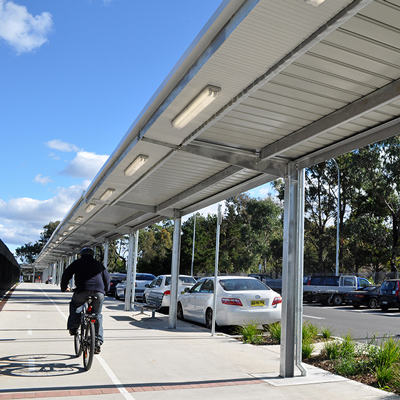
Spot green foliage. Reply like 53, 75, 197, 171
320, 326, 334, 339
302, 322, 319, 342
375, 365, 398, 388
322, 341, 340, 360
16, 221, 60, 263
369, 337, 400, 370
236, 323, 264, 344
302, 341, 314, 360
265, 322, 281, 343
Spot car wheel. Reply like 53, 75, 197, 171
177, 302, 184, 320
368, 298, 378, 309
332, 294, 343, 306
205, 308, 213, 329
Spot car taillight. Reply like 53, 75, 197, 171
164, 290, 171, 296
135, 282, 137, 287
221, 298, 243, 306
272, 297, 282, 306
396, 282, 400, 297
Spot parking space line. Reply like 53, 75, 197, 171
303, 315, 325, 320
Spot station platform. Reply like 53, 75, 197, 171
0, 283, 398, 399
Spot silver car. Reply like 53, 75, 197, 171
115, 273, 156, 301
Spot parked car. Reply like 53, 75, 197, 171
303, 275, 371, 305
107, 273, 127, 297
379, 279, 400, 311
344, 285, 380, 309
143, 275, 197, 308
115, 273, 156, 301
177, 276, 282, 328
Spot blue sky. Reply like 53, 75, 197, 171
0, 0, 272, 256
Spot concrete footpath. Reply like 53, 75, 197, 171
0, 283, 398, 400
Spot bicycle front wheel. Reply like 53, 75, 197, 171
74, 325, 83, 357
83, 321, 95, 371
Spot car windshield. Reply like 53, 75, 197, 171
165, 276, 196, 285
219, 278, 269, 291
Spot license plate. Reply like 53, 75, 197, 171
251, 300, 265, 307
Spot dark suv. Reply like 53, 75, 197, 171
107, 273, 127, 297
379, 279, 400, 311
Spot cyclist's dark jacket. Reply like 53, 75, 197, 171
61, 254, 110, 294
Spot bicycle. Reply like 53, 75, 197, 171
74, 296, 99, 371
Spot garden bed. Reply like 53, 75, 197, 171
236, 322, 400, 396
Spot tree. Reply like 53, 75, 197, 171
137, 221, 174, 275
352, 137, 400, 273
15, 221, 60, 263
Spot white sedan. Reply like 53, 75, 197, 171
177, 276, 282, 328
143, 275, 197, 308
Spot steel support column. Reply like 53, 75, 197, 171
124, 230, 135, 311
280, 163, 306, 377
104, 239, 109, 270
169, 211, 182, 329
131, 231, 139, 306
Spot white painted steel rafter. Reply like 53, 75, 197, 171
261, 78, 400, 161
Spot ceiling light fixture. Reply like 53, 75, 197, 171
85, 203, 96, 213
303, 0, 325, 6
171, 85, 221, 129
100, 188, 115, 201
68, 225, 75, 231
124, 154, 149, 176
75, 216, 83, 223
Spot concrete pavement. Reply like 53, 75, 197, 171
0, 283, 398, 400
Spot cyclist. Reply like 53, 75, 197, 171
61, 247, 110, 354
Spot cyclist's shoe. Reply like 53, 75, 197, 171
69, 328, 77, 336
95, 345, 101, 354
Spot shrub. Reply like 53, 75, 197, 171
302, 322, 318, 342
236, 323, 263, 344
320, 326, 334, 339
369, 337, 400, 370
375, 365, 397, 388
302, 340, 315, 359
265, 322, 281, 343
322, 340, 341, 360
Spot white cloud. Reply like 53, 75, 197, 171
34, 174, 52, 185
0, 181, 90, 251
0, 0, 53, 54
62, 151, 109, 179
46, 139, 80, 153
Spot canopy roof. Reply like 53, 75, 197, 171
37, 0, 400, 265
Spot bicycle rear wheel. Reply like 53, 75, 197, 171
74, 324, 83, 357
83, 320, 95, 371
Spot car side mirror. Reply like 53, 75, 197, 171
145, 284, 149, 287
184, 287, 190, 293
